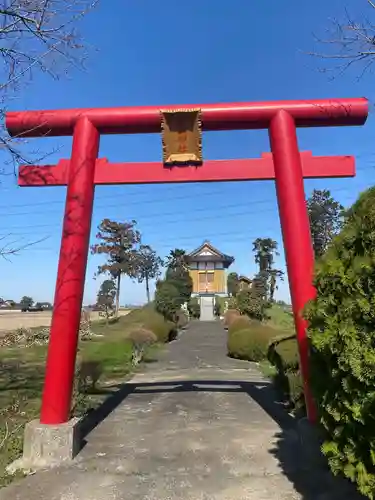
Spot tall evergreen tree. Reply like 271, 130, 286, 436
165, 248, 192, 305
91, 219, 141, 316
252, 238, 279, 272
227, 272, 240, 297
136, 245, 164, 303
252, 238, 283, 301
96, 279, 116, 324
307, 189, 344, 258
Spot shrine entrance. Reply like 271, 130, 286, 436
6, 98, 368, 426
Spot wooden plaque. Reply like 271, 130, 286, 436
160, 109, 202, 166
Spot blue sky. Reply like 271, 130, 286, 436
0, 0, 374, 305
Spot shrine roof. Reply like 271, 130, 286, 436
239, 275, 252, 284
186, 241, 234, 267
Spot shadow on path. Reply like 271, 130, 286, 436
79, 378, 364, 500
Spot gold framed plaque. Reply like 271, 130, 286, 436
160, 108, 203, 166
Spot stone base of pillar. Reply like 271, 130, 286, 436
6, 418, 81, 474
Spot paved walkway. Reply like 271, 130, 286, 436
0, 322, 363, 499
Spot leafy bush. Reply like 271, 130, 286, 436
124, 304, 176, 343
227, 322, 278, 362
214, 295, 222, 317
228, 315, 252, 335
304, 186, 375, 499
227, 296, 238, 309
188, 297, 200, 319
176, 310, 189, 329
223, 309, 241, 328
236, 288, 270, 321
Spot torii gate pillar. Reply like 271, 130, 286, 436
6, 98, 368, 426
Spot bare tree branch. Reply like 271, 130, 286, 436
0, 233, 50, 259
307, 1, 375, 80
0, 0, 98, 168
0, 1, 98, 257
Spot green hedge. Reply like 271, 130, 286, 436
227, 322, 279, 362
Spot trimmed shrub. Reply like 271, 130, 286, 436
77, 360, 103, 391
228, 315, 252, 335
267, 334, 303, 409
128, 327, 157, 365
142, 313, 176, 343
176, 310, 189, 329
214, 296, 222, 317
188, 297, 200, 319
304, 187, 375, 499
268, 334, 300, 372
125, 305, 176, 344
223, 308, 241, 328
227, 322, 278, 362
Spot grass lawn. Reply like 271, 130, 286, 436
0, 312, 162, 488
259, 304, 295, 379
266, 304, 294, 332
258, 359, 278, 378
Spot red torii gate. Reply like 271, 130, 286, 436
6, 98, 368, 427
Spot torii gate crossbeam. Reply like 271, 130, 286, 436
6, 98, 368, 427
19, 152, 355, 186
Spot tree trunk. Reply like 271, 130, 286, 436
145, 273, 150, 303
115, 273, 121, 317
269, 274, 277, 302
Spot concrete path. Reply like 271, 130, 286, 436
199, 296, 215, 321
0, 322, 363, 499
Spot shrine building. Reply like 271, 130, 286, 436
239, 275, 252, 291
186, 241, 234, 296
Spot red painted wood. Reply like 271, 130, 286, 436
269, 111, 318, 422
40, 118, 100, 425
6, 98, 368, 137
18, 152, 355, 186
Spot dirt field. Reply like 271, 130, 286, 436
0, 309, 132, 332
